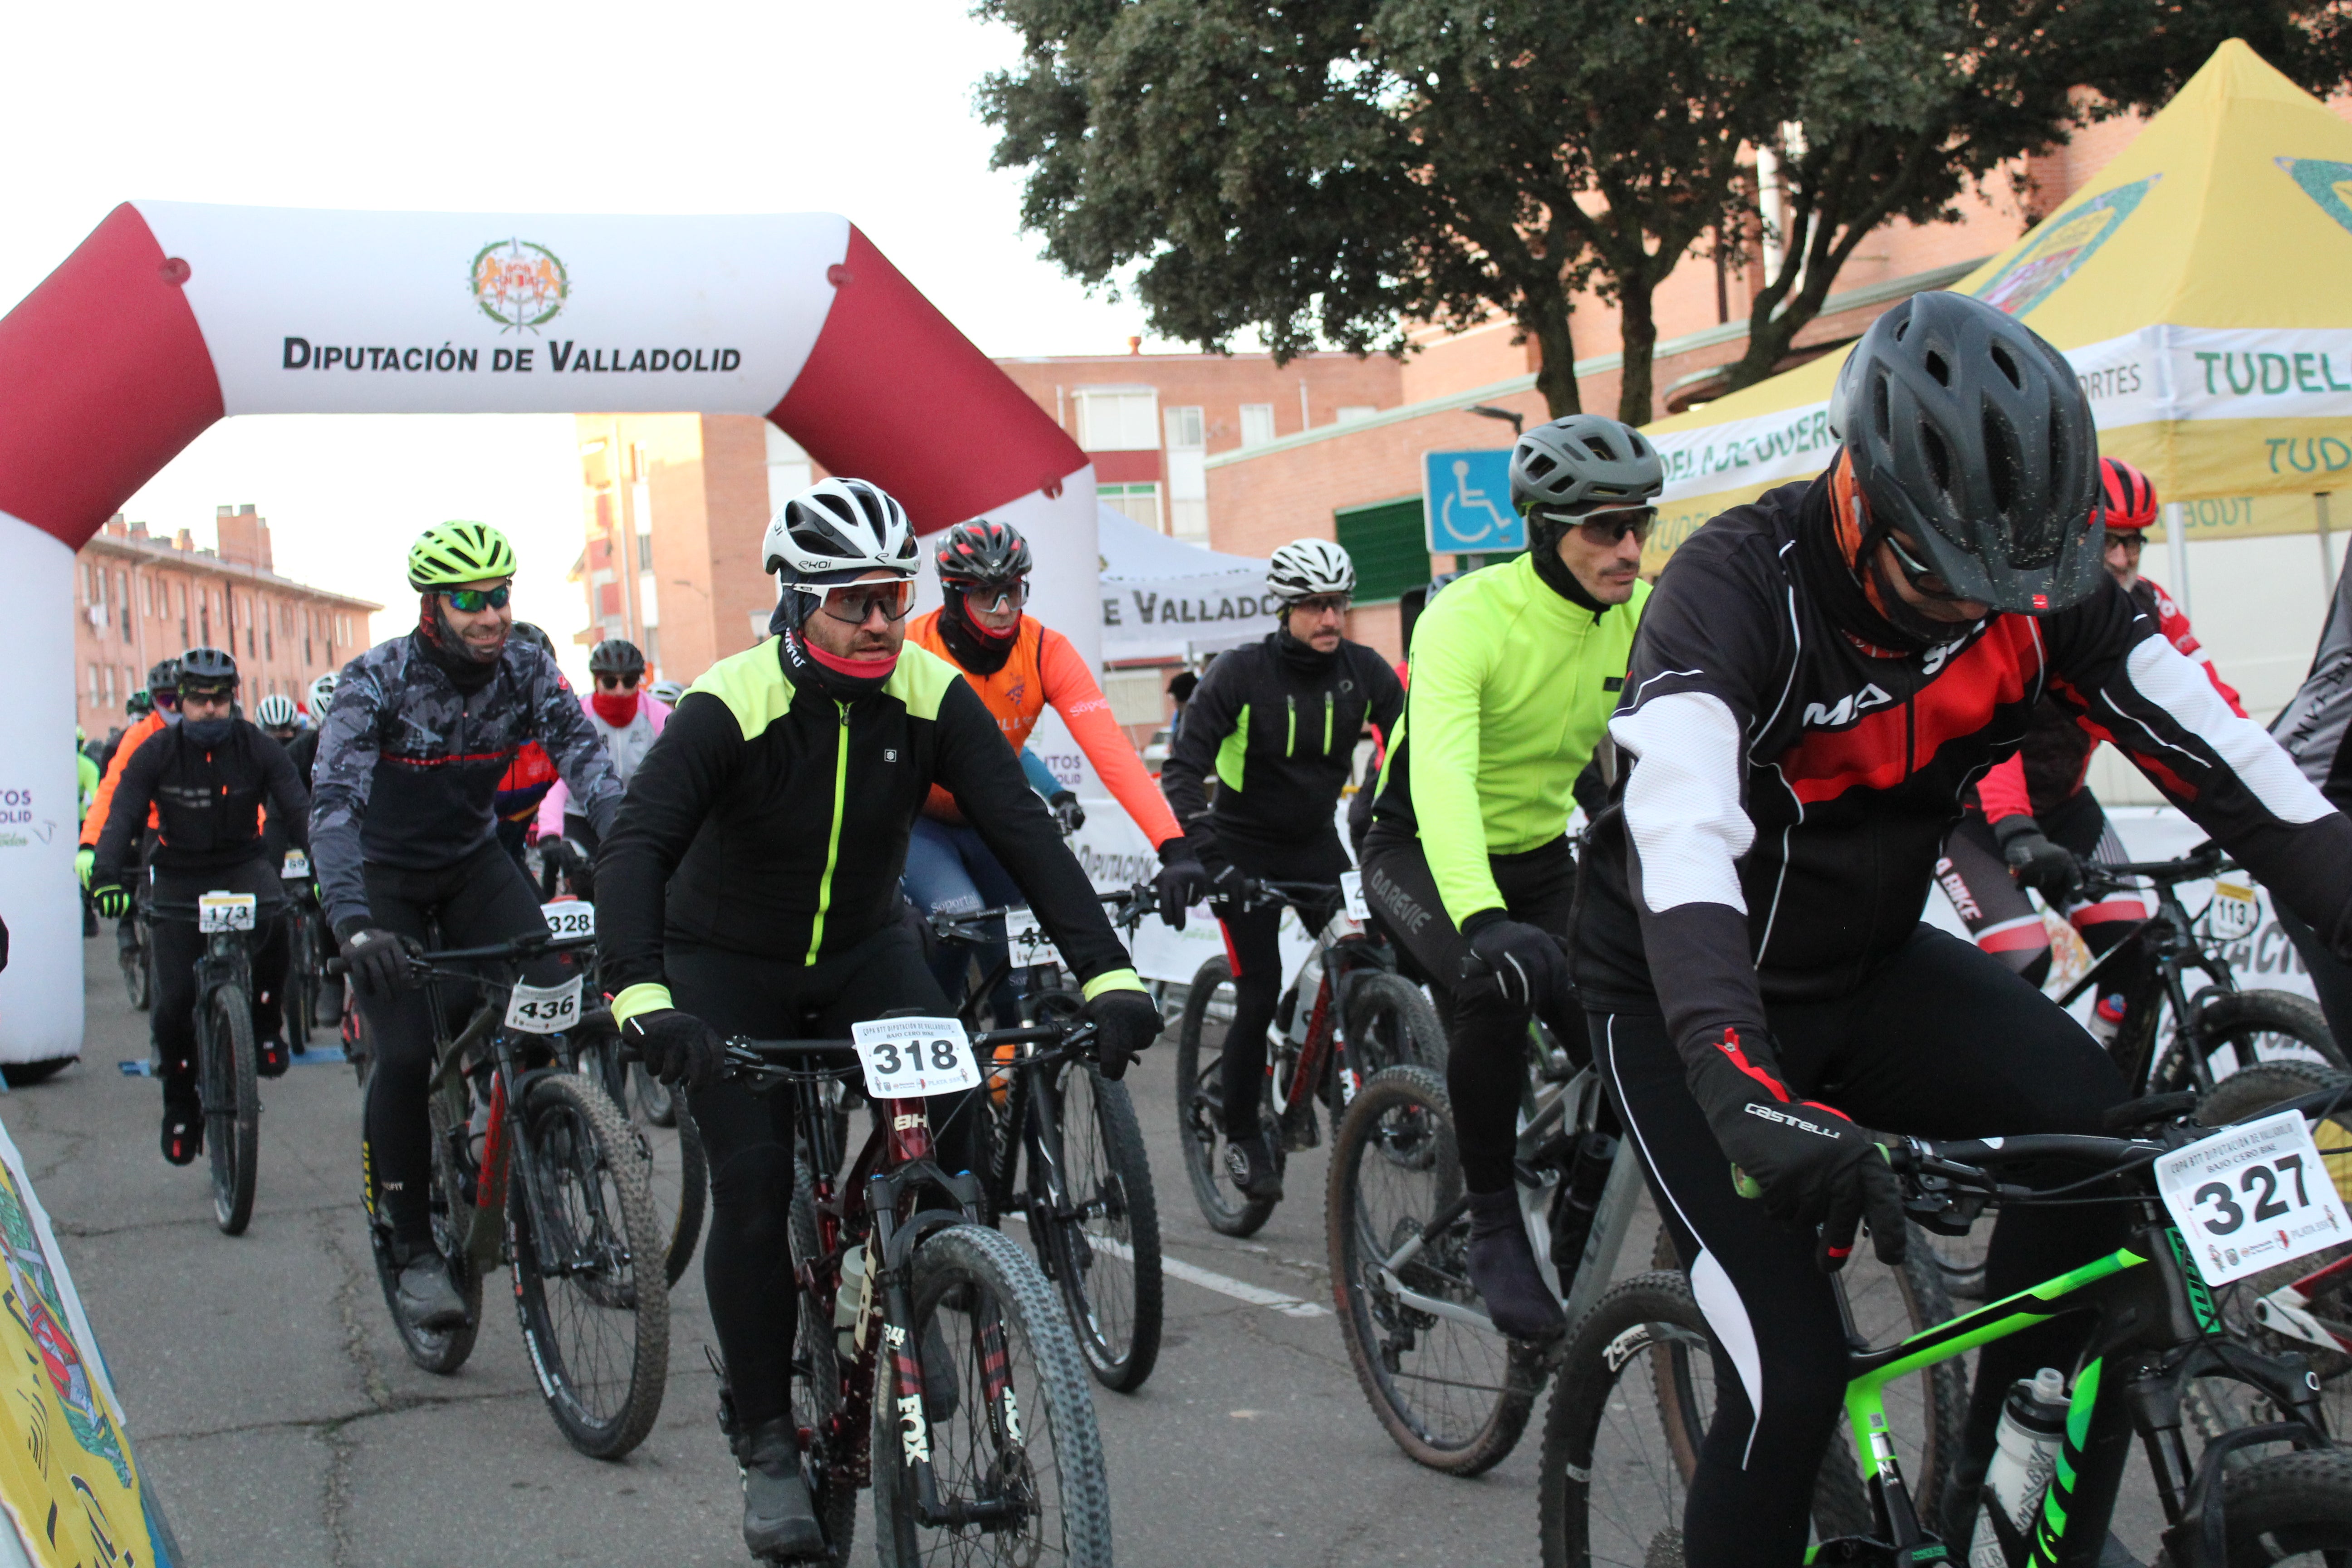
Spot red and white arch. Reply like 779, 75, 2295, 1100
0, 202, 1095, 1059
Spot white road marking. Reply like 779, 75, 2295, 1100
1002, 1214, 1328, 1317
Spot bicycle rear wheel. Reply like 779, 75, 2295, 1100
507, 1072, 669, 1458
1036, 1060, 1163, 1392
1539, 1272, 1872, 1568
1327, 1063, 1542, 1474
788, 1147, 858, 1565
1175, 957, 1280, 1236
203, 984, 260, 1235
1341, 970, 1448, 1078
870, 1224, 1111, 1568
582, 1035, 708, 1288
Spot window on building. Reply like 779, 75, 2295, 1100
101, 665, 115, 708
1100, 483, 1162, 533
643, 627, 662, 676
766, 424, 814, 517
1074, 388, 1160, 451
638, 534, 654, 571
88, 664, 100, 706
1164, 406, 1205, 450
1333, 496, 1435, 603
1239, 404, 1277, 447
1337, 406, 1377, 425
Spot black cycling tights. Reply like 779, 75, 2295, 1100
1360, 826, 1575, 1193
1596, 926, 2128, 1568
673, 927, 979, 1431
358, 840, 573, 1252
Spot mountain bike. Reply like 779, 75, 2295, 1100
1938, 843, 2342, 1300
277, 849, 321, 1051
723, 1014, 1112, 1567
151, 892, 273, 1235
937, 882, 1165, 1392
1179, 874, 1446, 1236
1327, 1032, 1960, 1482
1542, 1083, 2352, 1568
335, 926, 670, 1459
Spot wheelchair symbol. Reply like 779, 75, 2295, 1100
1439, 459, 1513, 545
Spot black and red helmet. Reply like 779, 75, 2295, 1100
2099, 456, 2158, 533
934, 519, 1032, 584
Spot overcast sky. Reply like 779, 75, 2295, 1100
3, 0, 1176, 679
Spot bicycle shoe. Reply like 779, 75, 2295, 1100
160, 1091, 202, 1166
394, 1252, 469, 1333
1466, 1187, 1565, 1340
256, 1033, 290, 1078
738, 1416, 826, 1560
1223, 1132, 1284, 1201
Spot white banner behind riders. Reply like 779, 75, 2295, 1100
132, 202, 850, 416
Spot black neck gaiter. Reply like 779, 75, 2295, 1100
1792, 476, 1956, 656
1276, 623, 1338, 679
1529, 531, 1608, 616
415, 596, 502, 694
938, 589, 1018, 676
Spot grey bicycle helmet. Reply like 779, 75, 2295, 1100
147, 657, 181, 696
1509, 415, 1664, 520
1828, 290, 2103, 613
177, 647, 238, 695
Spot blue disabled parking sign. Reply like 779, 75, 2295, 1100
1422, 449, 1524, 554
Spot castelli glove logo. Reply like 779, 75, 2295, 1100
1744, 1102, 1842, 1139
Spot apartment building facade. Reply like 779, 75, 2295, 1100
74, 506, 380, 740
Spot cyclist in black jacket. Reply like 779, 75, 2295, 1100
1578, 292, 2352, 1568
597, 479, 1163, 1562
1159, 538, 1402, 1200
90, 648, 308, 1162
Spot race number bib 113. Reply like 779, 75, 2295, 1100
851, 1016, 981, 1099
2156, 1108, 2352, 1286
542, 901, 596, 940
1340, 870, 1369, 923
2206, 881, 2260, 942
504, 976, 585, 1035
1002, 907, 1062, 971
198, 892, 258, 932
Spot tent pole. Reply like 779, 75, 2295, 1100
2163, 501, 2190, 615
2320, 492, 2336, 600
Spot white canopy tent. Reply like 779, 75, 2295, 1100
1095, 504, 1279, 663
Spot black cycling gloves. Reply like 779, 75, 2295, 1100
1994, 815, 2083, 904
1154, 839, 1210, 933
624, 1008, 727, 1091
1687, 1025, 1906, 1273
1048, 792, 1086, 835
334, 920, 412, 999
1459, 912, 1572, 1019
1082, 989, 1163, 1080
91, 884, 132, 920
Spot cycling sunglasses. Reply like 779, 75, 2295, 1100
814, 578, 917, 626
1881, 531, 1970, 602
1539, 505, 1657, 546
595, 672, 641, 691
2105, 530, 2146, 554
152, 690, 179, 710
1288, 593, 1352, 618
955, 578, 1030, 615
441, 584, 511, 613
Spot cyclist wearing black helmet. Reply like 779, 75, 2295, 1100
89, 648, 310, 1157
1359, 412, 1658, 1338
1577, 291, 2352, 1568
597, 479, 1162, 1560
313, 522, 626, 1338
80, 657, 185, 964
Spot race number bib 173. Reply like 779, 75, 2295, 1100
851, 1016, 982, 1100
504, 976, 585, 1035
198, 892, 258, 932
2156, 1108, 2352, 1286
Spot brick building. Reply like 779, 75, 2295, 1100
73, 506, 380, 741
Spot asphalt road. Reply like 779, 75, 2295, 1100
23, 939, 1613, 1568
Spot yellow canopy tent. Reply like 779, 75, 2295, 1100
1642, 38, 2352, 569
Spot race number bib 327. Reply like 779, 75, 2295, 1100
851, 1017, 982, 1099
2156, 1108, 2352, 1286
504, 976, 585, 1035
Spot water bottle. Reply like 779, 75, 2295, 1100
834, 1243, 871, 1360
2085, 991, 2128, 1047
1969, 1368, 2070, 1568
1547, 1132, 1619, 1291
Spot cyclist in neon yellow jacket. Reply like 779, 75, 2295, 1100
1362, 412, 1660, 1340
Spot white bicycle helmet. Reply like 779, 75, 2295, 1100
764, 478, 919, 583
255, 693, 299, 728
649, 680, 685, 706
306, 673, 338, 716
1267, 538, 1357, 603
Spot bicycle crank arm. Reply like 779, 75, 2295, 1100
1377, 1266, 1492, 1332
2252, 1287, 2352, 1356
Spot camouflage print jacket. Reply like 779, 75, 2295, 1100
310, 633, 625, 931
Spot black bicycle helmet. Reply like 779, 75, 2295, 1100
1509, 415, 1665, 520
126, 689, 153, 718
177, 646, 239, 696
147, 657, 181, 696
1829, 290, 2103, 613
588, 638, 646, 678
934, 518, 1032, 584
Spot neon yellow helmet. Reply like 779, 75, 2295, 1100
407, 521, 517, 591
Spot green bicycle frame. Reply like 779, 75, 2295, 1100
1831, 1224, 2328, 1568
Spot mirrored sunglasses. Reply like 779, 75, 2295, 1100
443, 584, 511, 612
815, 579, 916, 626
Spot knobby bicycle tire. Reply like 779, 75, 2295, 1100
2152, 1449, 2352, 1568
1328, 1063, 1542, 1474
869, 1224, 1112, 1568
204, 983, 260, 1236
1039, 1061, 1164, 1392
1176, 956, 1279, 1237
2181, 990, 2346, 1082
507, 1072, 669, 1459
583, 1034, 708, 1289
1539, 1271, 1874, 1568
1340, 970, 1449, 1078
788, 1147, 859, 1567
367, 1055, 483, 1375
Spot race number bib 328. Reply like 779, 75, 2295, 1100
541, 901, 595, 940
851, 1016, 981, 1099
2156, 1108, 2352, 1286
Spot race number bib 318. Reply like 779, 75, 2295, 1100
2156, 1108, 2352, 1286
851, 1017, 981, 1099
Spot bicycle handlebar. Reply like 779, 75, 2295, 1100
323, 928, 595, 976
721, 1018, 1102, 1083
925, 881, 1161, 941
2073, 840, 2235, 894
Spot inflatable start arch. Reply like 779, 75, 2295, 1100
0, 203, 1097, 1060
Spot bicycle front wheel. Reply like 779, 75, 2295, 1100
507, 1071, 669, 1459
583, 1035, 708, 1289
1341, 970, 1448, 1078
121, 918, 151, 1011
2153, 1450, 2352, 1567
1327, 1063, 1541, 1474
789, 1147, 858, 1566
282, 911, 313, 1051
1175, 956, 1279, 1236
203, 984, 260, 1235
1038, 1060, 1163, 1392
870, 1224, 1111, 1568
2183, 989, 2346, 1082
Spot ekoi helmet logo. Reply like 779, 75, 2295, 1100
470, 238, 569, 332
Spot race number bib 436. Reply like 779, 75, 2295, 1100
851, 1017, 981, 1099
2156, 1108, 2352, 1286
504, 976, 585, 1035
